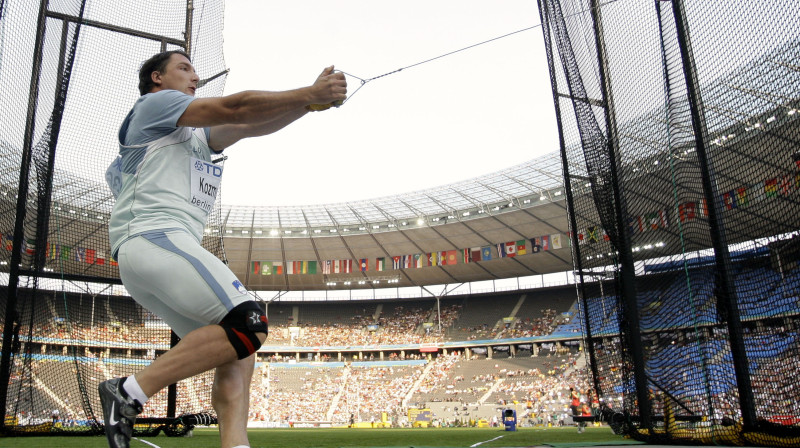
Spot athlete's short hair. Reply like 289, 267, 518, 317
138, 50, 191, 96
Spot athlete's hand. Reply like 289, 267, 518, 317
309, 66, 347, 106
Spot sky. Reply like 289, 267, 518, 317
218, 0, 559, 206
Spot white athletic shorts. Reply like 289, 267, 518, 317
117, 229, 251, 338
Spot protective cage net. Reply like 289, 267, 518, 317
538, 0, 800, 445
0, 0, 227, 435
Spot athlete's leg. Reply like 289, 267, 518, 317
133, 325, 265, 397
116, 231, 266, 395
212, 355, 256, 448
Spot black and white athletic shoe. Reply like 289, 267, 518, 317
98, 378, 143, 448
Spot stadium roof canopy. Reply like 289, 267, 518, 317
219, 150, 579, 291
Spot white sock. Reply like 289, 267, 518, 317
122, 375, 149, 405
231, 446, 249, 448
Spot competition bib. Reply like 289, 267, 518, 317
189, 156, 223, 214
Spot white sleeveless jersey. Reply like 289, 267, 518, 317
108, 126, 222, 257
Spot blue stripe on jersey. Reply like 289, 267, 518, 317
141, 231, 234, 311
120, 145, 147, 174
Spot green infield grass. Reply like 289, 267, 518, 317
0, 426, 634, 448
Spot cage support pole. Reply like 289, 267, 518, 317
536, 0, 603, 397
670, 0, 756, 429
587, 0, 653, 429
0, 0, 49, 429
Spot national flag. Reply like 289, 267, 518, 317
646, 210, 668, 230
414, 253, 424, 268
516, 240, 527, 255
602, 228, 610, 242
376, 257, 385, 271
286, 262, 295, 275
392, 256, 402, 270
736, 187, 748, 207
678, 202, 696, 223
576, 229, 587, 245
110, 256, 118, 267
627, 216, 644, 234
586, 227, 599, 243
463, 248, 471, 263
273, 262, 284, 275
360, 258, 368, 272
74, 247, 86, 263
24, 238, 35, 255
262, 261, 273, 275
496, 243, 507, 258
723, 191, 736, 210
86, 248, 96, 265
403, 255, 413, 269
780, 174, 794, 196
323, 260, 331, 275
481, 246, 492, 261
333, 260, 341, 274
307, 261, 318, 274
470, 247, 482, 262
532, 237, 541, 253
342, 259, 352, 273
505, 242, 516, 257
749, 181, 766, 202
251, 261, 261, 275
96, 250, 106, 266
44, 242, 55, 259
765, 178, 778, 197
428, 252, 438, 266
541, 235, 550, 251
446, 250, 458, 265
60, 246, 71, 260
551, 234, 563, 249
699, 199, 709, 217
2, 234, 11, 251
44, 243, 55, 258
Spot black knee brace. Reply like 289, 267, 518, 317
218, 301, 268, 359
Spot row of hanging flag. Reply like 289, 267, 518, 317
0, 237, 117, 266
247, 236, 568, 276
573, 166, 800, 243
2, 154, 797, 271
247, 157, 800, 275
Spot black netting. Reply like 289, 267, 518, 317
0, 0, 227, 435
539, 0, 800, 445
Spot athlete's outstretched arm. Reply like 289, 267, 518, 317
208, 107, 308, 151
184, 66, 345, 150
